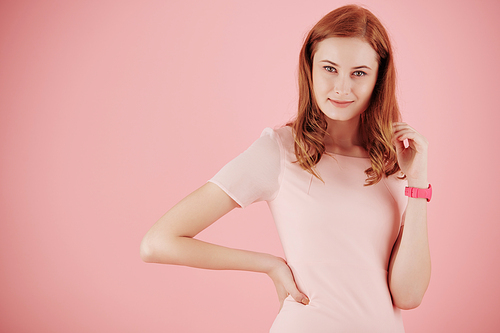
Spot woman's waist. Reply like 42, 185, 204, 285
287, 258, 389, 275
287, 260, 391, 301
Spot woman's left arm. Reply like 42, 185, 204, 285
388, 122, 432, 310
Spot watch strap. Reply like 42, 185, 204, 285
405, 184, 432, 202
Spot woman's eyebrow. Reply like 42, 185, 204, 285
320, 60, 372, 70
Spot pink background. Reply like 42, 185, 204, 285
1, 0, 499, 332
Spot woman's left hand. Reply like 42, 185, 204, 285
392, 122, 428, 186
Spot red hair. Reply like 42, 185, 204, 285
289, 4, 402, 185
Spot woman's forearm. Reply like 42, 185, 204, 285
388, 180, 431, 310
141, 233, 278, 274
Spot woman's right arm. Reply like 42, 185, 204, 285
140, 182, 309, 307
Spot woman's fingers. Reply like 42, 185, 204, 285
285, 280, 310, 305
267, 256, 309, 309
393, 123, 414, 140
392, 122, 429, 180
392, 122, 428, 152
278, 283, 309, 308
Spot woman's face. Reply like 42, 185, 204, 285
312, 37, 379, 123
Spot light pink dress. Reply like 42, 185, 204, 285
209, 127, 407, 332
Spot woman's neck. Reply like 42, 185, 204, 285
324, 116, 368, 157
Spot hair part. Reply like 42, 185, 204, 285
289, 4, 402, 185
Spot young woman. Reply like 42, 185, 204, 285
141, 4, 431, 332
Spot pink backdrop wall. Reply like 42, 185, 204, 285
1, 0, 499, 332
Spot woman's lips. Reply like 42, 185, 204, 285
329, 99, 353, 108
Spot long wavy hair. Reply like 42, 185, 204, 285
290, 4, 402, 185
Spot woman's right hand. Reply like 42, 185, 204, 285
266, 256, 309, 311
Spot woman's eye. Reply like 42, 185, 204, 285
353, 71, 366, 77
324, 66, 336, 73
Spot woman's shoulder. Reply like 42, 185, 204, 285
261, 125, 294, 149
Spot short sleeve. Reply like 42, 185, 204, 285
208, 128, 282, 208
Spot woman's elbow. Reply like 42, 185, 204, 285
391, 285, 427, 310
393, 295, 423, 310
140, 233, 173, 263
390, 273, 430, 310
140, 235, 156, 263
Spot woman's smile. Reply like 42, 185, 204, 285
329, 99, 354, 108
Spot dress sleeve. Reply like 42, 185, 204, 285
208, 128, 282, 208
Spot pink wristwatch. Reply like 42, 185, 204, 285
405, 184, 432, 202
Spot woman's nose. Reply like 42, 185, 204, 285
334, 76, 351, 95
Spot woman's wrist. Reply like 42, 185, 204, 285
407, 179, 429, 189
260, 253, 285, 275
406, 171, 428, 189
